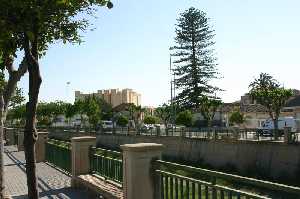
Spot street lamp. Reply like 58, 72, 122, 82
170, 54, 176, 135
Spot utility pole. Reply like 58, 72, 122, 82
170, 55, 176, 135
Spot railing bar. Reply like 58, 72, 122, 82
192, 182, 195, 199
198, 183, 201, 199
186, 180, 189, 199
165, 175, 169, 199
161, 174, 165, 199
180, 178, 183, 199
170, 176, 174, 199
205, 185, 208, 199
175, 177, 178, 199
155, 160, 300, 195
156, 170, 211, 186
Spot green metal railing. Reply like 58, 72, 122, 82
45, 139, 71, 173
154, 160, 300, 199
89, 146, 123, 185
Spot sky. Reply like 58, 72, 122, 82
16, 0, 300, 107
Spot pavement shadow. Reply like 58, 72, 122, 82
11, 187, 96, 199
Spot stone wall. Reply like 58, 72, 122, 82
96, 134, 300, 182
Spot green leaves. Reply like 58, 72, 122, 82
1, 0, 114, 57
106, 1, 113, 9
199, 96, 222, 126
0, 53, 4, 71
249, 73, 293, 121
176, 110, 193, 127
116, 115, 128, 127
143, 116, 159, 125
155, 103, 172, 125
170, 7, 219, 109
229, 111, 245, 126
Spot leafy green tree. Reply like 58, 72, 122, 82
64, 103, 77, 126
9, 87, 26, 108
199, 96, 222, 127
36, 102, 54, 127
7, 104, 27, 127
5, 87, 25, 125
176, 110, 193, 127
229, 111, 245, 126
171, 7, 220, 109
88, 95, 112, 121
116, 115, 129, 127
249, 73, 293, 139
143, 116, 158, 125
0, 19, 28, 197
74, 100, 86, 126
0, 1, 113, 197
155, 104, 172, 134
84, 97, 101, 129
126, 103, 145, 129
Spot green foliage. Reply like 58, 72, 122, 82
229, 111, 245, 126
176, 110, 193, 127
65, 103, 77, 119
7, 104, 26, 126
84, 97, 101, 128
36, 101, 68, 126
116, 115, 128, 127
143, 116, 159, 125
10, 87, 26, 108
155, 104, 172, 126
249, 73, 293, 138
199, 96, 222, 127
74, 96, 102, 128
171, 7, 220, 109
0, 0, 113, 57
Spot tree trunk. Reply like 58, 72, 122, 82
0, 96, 5, 199
0, 56, 27, 199
273, 118, 279, 140
207, 119, 212, 128
23, 38, 42, 199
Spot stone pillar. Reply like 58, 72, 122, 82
17, 131, 24, 151
71, 136, 96, 187
35, 132, 48, 163
121, 143, 164, 199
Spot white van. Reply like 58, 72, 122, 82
260, 117, 297, 135
102, 120, 113, 129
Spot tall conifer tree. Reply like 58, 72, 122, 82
171, 7, 219, 109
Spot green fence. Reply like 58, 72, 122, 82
89, 146, 123, 185
154, 160, 300, 199
45, 139, 71, 173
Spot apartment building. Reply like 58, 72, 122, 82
75, 88, 141, 107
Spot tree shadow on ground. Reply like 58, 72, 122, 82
12, 187, 96, 199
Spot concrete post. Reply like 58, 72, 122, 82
4, 128, 15, 146
71, 136, 96, 187
17, 131, 24, 151
121, 143, 164, 199
35, 132, 48, 163
284, 127, 292, 144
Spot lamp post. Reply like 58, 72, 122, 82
170, 54, 176, 135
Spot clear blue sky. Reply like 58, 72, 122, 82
17, 0, 300, 107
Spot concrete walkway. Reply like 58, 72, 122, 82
4, 146, 95, 199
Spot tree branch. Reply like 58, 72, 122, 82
4, 55, 14, 76
3, 57, 28, 110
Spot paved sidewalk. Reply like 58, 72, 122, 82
4, 146, 96, 199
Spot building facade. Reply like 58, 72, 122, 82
75, 88, 141, 108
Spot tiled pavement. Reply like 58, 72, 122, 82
4, 146, 96, 199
